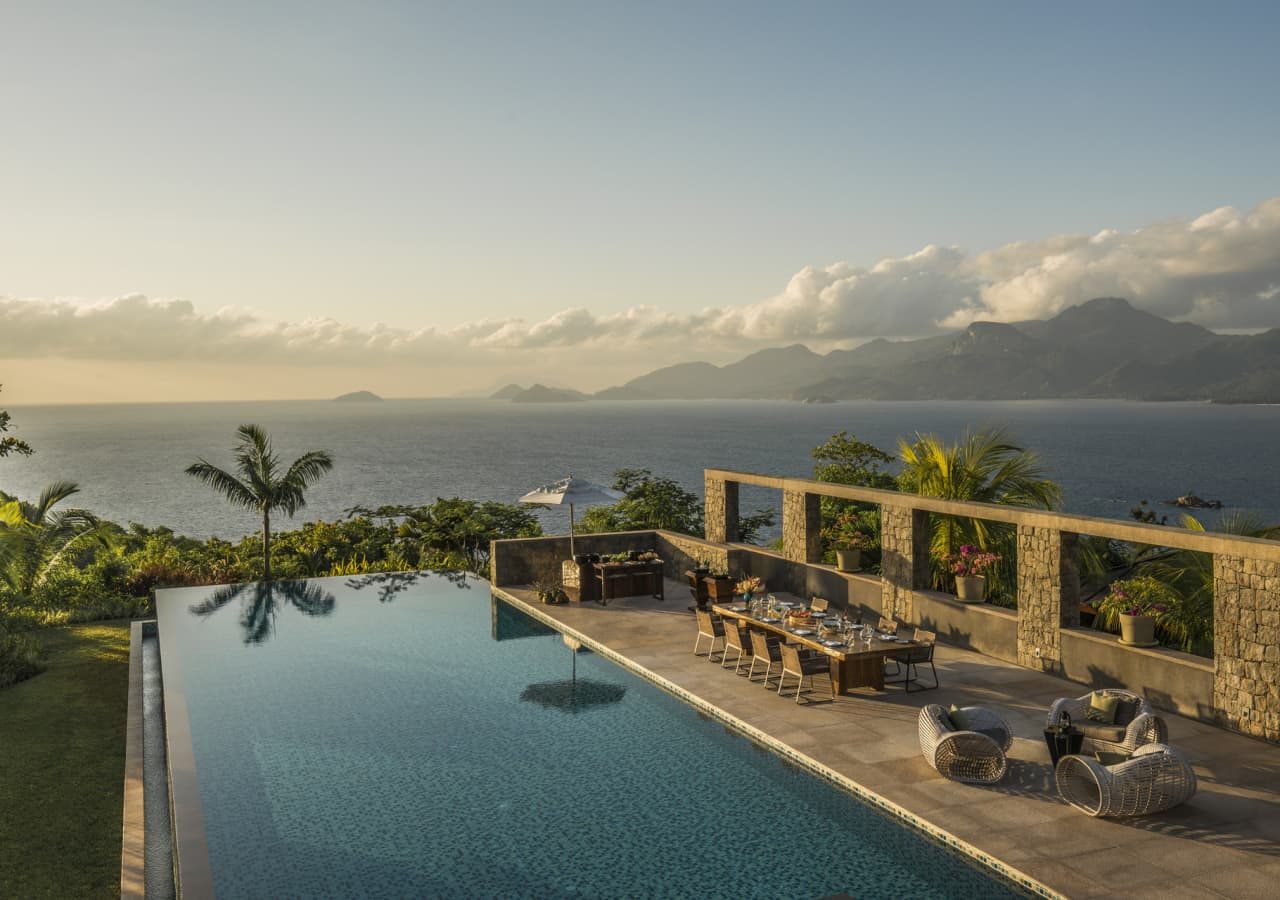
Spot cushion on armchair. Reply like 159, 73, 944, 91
1076, 720, 1127, 743
948, 705, 972, 731
1087, 691, 1120, 724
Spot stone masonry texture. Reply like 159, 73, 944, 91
1016, 526, 1081, 673
704, 476, 739, 544
1214, 554, 1280, 742
880, 505, 930, 621
782, 490, 822, 564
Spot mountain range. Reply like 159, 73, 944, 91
583, 298, 1280, 403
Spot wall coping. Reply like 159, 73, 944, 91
1060, 624, 1215, 672
913, 589, 1019, 620
706, 468, 1280, 562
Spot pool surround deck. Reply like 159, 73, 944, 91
493, 579, 1280, 900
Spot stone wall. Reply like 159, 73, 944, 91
880, 505, 930, 621
1214, 554, 1280, 742
704, 475, 739, 544
781, 489, 822, 564
1015, 526, 1080, 673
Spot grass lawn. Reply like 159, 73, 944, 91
0, 620, 131, 899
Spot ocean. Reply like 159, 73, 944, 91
1, 399, 1277, 540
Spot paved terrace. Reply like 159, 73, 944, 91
493, 580, 1280, 900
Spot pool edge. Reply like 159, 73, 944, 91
492, 586, 1064, 900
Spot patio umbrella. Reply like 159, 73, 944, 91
518, 474, 622, 557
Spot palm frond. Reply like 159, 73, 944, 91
185, 461, 259, 510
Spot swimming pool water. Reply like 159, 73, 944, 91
156, 573, 1027, 898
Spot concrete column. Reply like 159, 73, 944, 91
1213, 554, 1280, 742
704, 475, 739, 544
1015, 526, 1080, 673
782, 489, 822, 564
880, 504, 931, 621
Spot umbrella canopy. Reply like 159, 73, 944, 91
519, 474, 621, 556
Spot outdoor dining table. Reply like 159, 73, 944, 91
711, 603, 921, 692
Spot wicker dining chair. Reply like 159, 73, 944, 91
889, 628, 938, 692
918, 704, 1011, 784
693, 608, 725, 661
777, 642, 834, 703
1046, 689, 1167, 754
1055, 743, 1197, 817
747, 629, 784, 688
720, 619, 754, 674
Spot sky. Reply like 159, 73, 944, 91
2, 0, 1279, 403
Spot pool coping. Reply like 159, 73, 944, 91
121, 620, 147, 900
153, 598, 217, 900
492, 585, 1063, 900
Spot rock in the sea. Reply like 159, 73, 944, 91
1165, 493, 1223, 509
333, 390, 384, 403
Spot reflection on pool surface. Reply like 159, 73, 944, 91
156, 573, 1026, 899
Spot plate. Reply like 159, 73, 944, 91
791, 628, 814, 636
821, 639, 842, 647
730, 605, 747, 612
760, 617, 781, 623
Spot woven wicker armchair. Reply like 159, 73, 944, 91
1046, 688, 1167, 753
918, 704, 1012, 784
1056, 743, 1197, 817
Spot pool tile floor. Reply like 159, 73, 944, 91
494, 581, 1280, 900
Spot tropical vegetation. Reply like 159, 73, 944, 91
185, 424, 335, 582
578, 468, 775, 543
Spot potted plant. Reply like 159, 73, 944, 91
945, 546, 1001, 603
1096, 576, 1175, 647
824, 509, 875, 572
534, 580, 568, 605
692, 555, 712, 576
735, 575, 764, 602
705, 567, 735, 602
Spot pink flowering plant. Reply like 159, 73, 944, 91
1097, 576, 1177, 619
946, 545, 1001, 578
822, 509, 875, 551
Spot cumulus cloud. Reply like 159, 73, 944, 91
3, 197, 1280, 367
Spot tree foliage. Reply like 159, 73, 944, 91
185, 424, 334, 581
811, 431, 895, 568
0, 385, 34, 459
577, 468, 775, 543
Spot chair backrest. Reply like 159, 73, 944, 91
778, 642, 803, 671
724, 619, 745, 651
810, 597, 829, 613
695, 608, 716, 634
913, 628, 936, 644
878, 617, 898, 635
750, 629, 779, 661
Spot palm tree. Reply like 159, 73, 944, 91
185, 425, 334, 582
897, 427, 1062, 602
0, 480, 112, 596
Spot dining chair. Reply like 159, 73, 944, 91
777, 642, 834, 703
810, 597, 829, 613
879, 616, 902, 676
747, 629, 784, 688
720, 619, 753, 675
693, 608, 725, 661
889, 628, 938, 692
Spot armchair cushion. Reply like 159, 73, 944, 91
948, 704, 972, 731
1094, 750, 1132, 766
1088, 691, 1120, 724
1076, 720, 1127, 744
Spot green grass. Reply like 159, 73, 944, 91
0, 620, 131, 899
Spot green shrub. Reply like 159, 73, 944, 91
0, 627, 45, 688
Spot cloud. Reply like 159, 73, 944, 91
3, 197, 1280, 370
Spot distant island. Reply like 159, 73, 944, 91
489, 383, 525, 400
333, 390, 384, 403
509, 383, 588, 404
580, 298, 1280, 404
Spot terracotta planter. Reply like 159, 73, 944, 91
1119, 613, 1158, 647
835, 549, 862, 572
955, 574, 986, 603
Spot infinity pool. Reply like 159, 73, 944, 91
155, 573, 1026, 898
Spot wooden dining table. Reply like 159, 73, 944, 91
712, 603, 920, 692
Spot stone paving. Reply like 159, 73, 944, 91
495, 580, 1280, 900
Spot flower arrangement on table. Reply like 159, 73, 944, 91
946, 545, 1002, 577
735, 575, 764, 599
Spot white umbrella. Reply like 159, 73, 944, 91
519, 474, 622, 557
